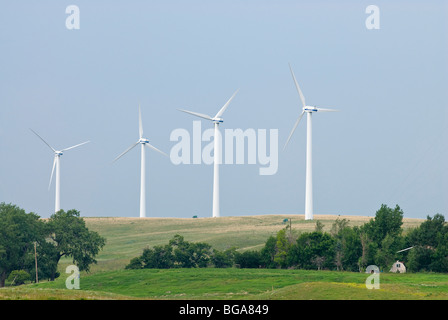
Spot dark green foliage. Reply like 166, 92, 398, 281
337, 226, 362, 272
357, 204, 405, 271
260, 236, 277, 268
170, 234, 212, 268
6, 270, 30, 285
45, 209, 106, 279
0, 203, 44, 287
361, 204, 403, 244
127, 235, 213, 269
405, 214, 448, 272
257, 205, 445, 273
0, 203, 106, 286
212, 247, 238, 268
234, 250, 262, 268
288, 232, 335, 270
141, 245, 174, 269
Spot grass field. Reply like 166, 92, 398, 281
2, 214, 447, 300
2, 268, 448, 300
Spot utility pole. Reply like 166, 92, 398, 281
289, 218, 292, 237
34, 242, 38, 283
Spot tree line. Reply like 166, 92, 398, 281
127, 204, 448, 273
0, 203, 106, 287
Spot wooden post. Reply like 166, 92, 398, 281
289, 219, 292, 238
34, 242, 38, 283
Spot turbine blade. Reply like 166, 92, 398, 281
48, 156, 57, 190
61, 140, 90, 152
316, 107, 339, 112
178, 109, 213, 121
283, 111, 305, 150
214, 89, 239, 118
139, 104, 143, 139
288, 63, 306, 108
145, 143, 168, 157
30, 129, 56, 152
113, 141, 139, 162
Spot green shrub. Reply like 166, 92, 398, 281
7, 270, 30, 286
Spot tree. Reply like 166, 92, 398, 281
407, 246, 432, 272
339, 226, 362, 272
405, 214, 448, 272
315, 220, 324, 233
169, 234, 212, 268
331, 218, 351, 271
235, 250, 262, 268
406, 214, 446, 248
212, 247, 238, 268
429, 232, 448, 272
140, 245, 174, 269
0, 203, 44, 287
126, 235, 214, 269
288, 232, 335, 270
330, 218, 349, 237
362, 204, 403, 244
374, 234, 398, 271
274, 229, 292, 268
260, 236, 277, 268
359, 204, 404, 270
46, 209, 106, 280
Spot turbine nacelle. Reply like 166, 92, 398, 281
303, 106, 318, 112
178, 89, 239, 126
139, 138, 150, 144
54, 151, 63, 156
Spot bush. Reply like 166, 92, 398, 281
7, 270, 30, 286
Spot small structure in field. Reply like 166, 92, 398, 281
390, 261, 406, 273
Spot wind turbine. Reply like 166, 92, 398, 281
284, 64, 338, 220
113, 105, 168, 218
178, 89, 239, 218
30, 129, 90, 213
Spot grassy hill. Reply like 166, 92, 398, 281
4, 214, 447, 301
80, 214, 424, 272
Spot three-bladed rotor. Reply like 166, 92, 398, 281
30, 128, 90, 212
177, 89, 239, 218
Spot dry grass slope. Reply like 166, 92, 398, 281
80, 214, 424, 272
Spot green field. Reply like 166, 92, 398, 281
2, 214, 448, 300
2, 268, 448, 300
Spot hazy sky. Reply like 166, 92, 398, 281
1, 1, 447, 219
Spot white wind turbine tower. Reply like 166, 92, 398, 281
284, 64, 339, 220
113, 105, 168, 218
178, 89, 239, 218
30, 129, 90, 213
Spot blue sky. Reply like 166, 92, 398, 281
0, 1, 447, 219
